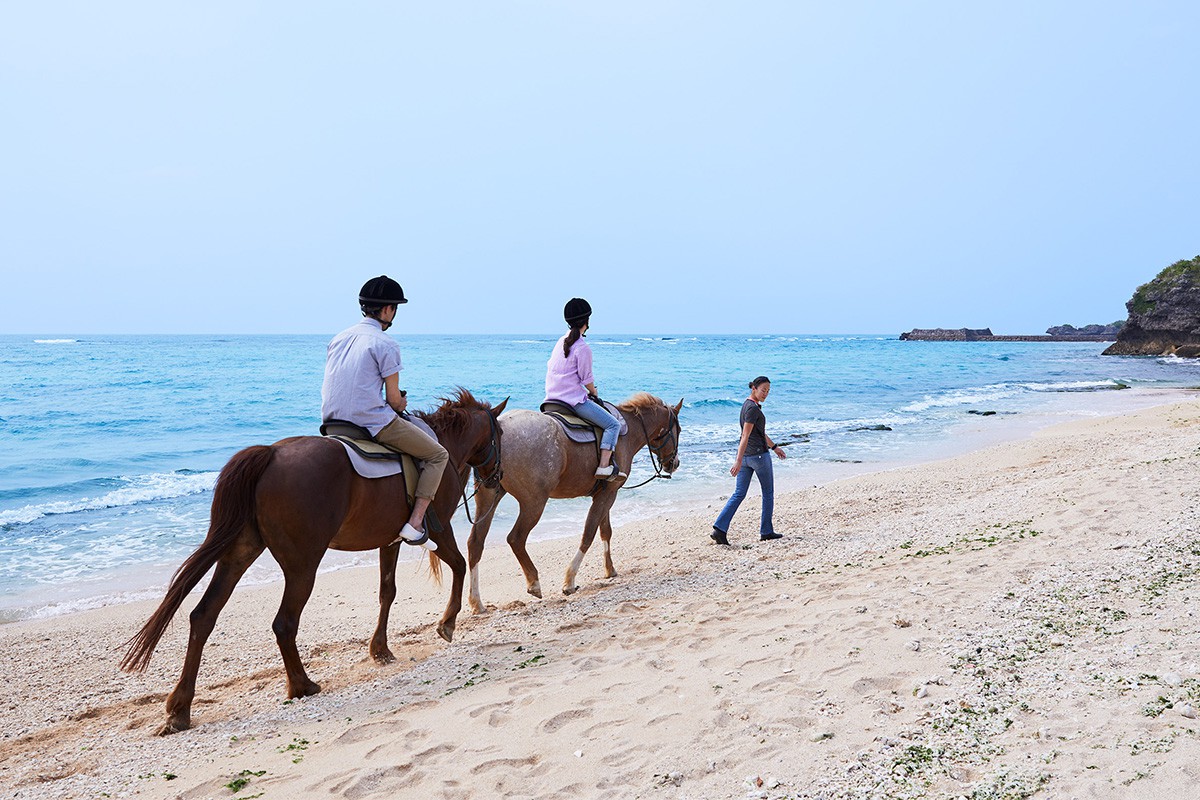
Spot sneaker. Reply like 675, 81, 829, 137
595, 463, 627, 481
759, 532, 783, 541
394, 522, 438, 551
710, 528, 729, 546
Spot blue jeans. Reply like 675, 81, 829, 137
572, 398, 622, 451
713, 451, 775, 536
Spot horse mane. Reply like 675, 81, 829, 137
618, 392, 665, 416
414, 387, 492, 437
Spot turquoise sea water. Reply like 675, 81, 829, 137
1, 333, 1197, 621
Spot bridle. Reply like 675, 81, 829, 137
623, 407, 680, 490
454, 409, 504, 524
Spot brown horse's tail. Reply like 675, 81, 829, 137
119, 445, 274, 673
427, 550, 443, 586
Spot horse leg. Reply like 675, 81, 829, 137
161, 537, 264, 735
272, 564, 323, 699
370, 542, 401, 663
599, 509, 617, 579
564, 494, 615, 595
508, 497, 549, 599
466, 484, 504, 615
435, 524, 467, 643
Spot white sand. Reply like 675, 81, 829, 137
4, 399, 1200, 799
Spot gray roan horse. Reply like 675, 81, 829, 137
466, 392, 681, 610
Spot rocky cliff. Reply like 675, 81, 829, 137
1103, 255, 1200, 356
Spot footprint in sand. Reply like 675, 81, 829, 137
470, 754, 540, 774
540, 706, 595, 733
335, 718, 412, 745
321, 764, 418, 798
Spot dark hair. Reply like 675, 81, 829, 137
749, 375, 771, 389
564, 325, 585, 357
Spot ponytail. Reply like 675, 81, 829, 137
564, 326, 583, 357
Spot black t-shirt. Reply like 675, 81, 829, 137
740, 399, 767, 456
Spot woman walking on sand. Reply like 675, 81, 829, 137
711, 376, 786, 545
545, 297, 626, 480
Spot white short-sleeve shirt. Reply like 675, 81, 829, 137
320, 318, 403, 435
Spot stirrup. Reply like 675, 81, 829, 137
393, 523, 438, 551
595, 463, 627, 481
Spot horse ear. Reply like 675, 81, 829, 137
673, 399, 684, 415
493, 397, 510, 416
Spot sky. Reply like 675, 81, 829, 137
2, 2, 1197, 335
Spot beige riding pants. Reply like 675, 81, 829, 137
375, 415, 449, 500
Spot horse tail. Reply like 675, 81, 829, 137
427, 550, 443, 587
119, 445, 275, 673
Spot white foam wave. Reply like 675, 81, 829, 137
1018, 380, 1128, 392
510, 339, 547, 344
901, 386, 1017, 413
900, 379, 1130, 413
1155, 356, 1200, 368
33, 339, 79, 344
0, 472, 217, 526
593, 341, 633, 346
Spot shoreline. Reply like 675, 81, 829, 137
2, 386, 1189, 627
4, 395, 1200, 797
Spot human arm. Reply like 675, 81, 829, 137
763, 433, 787, 459
384, 372, 408, 414
575, 344, 597, 398
730, 421, 754, 476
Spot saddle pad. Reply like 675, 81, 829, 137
321, 414, 439, 497
541, 400, 629, 444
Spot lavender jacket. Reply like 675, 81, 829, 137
544, 334, 594, 406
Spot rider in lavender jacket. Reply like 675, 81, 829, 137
545, 298, 626, 481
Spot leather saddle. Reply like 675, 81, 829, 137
539, 400, 628, 444
320, 419, 419, 503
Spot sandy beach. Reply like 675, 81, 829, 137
4, 397, 1200, 799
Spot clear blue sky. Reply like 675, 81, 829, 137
2, 2, 1196, 335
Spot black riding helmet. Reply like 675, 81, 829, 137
359, 275, 408, 306
564, 297, 591, 328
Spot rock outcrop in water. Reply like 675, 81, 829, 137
899, 328, 993, 341
1103, 255, 1200, 357
1046, 322, 1124, 337
900, 328, 1115, 342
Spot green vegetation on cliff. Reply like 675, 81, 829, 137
1131, 255, 1200, 314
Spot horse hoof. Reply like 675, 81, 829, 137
371, 649, 396, 665
436, 623, 455, 643
563, 585, 578, 596
468, 602, 488, 616
290, 681, 321, 699
156, 718, 189, 736
604, 570, 618, 579
527, 583, 543, 599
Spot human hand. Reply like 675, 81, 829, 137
729, 459, 741, 477
776, 446, 787, 460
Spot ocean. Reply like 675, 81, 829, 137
2, 333, 1197, 623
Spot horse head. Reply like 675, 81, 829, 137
620, 394, 684, 475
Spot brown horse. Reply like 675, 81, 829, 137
466, 392, 681, 610
120, 389, 506, 735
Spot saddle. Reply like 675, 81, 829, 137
540, 400, 628, 444
320, 419, 420, 504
